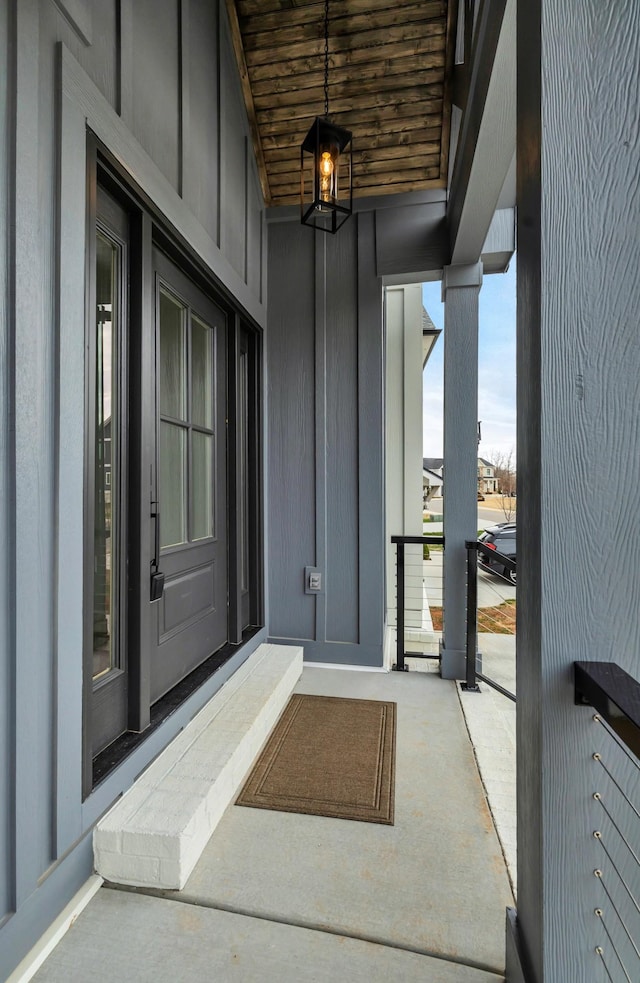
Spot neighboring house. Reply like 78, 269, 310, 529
478, 458, 498, 494
423, 458, 444, 504
423, 468, 443, 506
1, 2, 638, 982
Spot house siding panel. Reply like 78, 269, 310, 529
325, 227, 359, 644
0, 0, 265, 974
53, 0, 118, 110
220, 12, 247, 281
129, 0, 181, 192
267, 222, 316, 642
266, 214, 384, 665
517, 1, 640, 978
182, 0, 220, 245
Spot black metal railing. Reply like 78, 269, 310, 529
391, 535, 444, 671
575, 662, 640, 980
463, 540, 516, 701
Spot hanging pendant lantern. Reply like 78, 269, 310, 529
300, 1, 352, 233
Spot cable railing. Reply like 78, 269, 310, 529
576, 662, 640, 980
391, 535, 444, 671
463, 539, 516, 701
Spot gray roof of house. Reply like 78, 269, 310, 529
423, 457, 444, 471
422, 308, 439, 333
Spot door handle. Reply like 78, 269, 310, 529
150, 503, 164, 601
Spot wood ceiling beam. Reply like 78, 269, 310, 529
270, 153, 441, 184
272, 174, 446, 206
256, 92, 443, 125
265, 140, 441, 170
240, 3, 445, 48
251, 57, 444, 97
243, 20, 445, 66
262, 115, 440, 151
238, 0, 445, 33
252, 65, 444, 102
253, 79, 444, 113
246, 33, 445, 80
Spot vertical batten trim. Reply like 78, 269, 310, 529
244, 136, 249, 284
178, 0, 187, 199
314, 234, 327, 643
13, 0, 54, 905
357, 212, 384, 652
216, 0, 222, 248
3, 0, 18, 917
55, 44, 88, 852
118, 0, 133, 125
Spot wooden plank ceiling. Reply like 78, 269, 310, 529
226, 0, 456, 207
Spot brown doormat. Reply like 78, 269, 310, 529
236, 694, 396, 825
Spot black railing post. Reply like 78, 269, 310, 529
463, 541, 480, 692
396, 539, 406, 671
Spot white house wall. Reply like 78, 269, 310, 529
384, 285, 425, 633
0, 0, 266, 976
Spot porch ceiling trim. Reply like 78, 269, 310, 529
447, 0, 516, 266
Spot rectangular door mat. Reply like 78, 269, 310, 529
236, 694, 396, 825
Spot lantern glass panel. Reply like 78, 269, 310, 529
301, 117, 352, 233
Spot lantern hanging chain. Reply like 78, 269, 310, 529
323, 0, 330, 117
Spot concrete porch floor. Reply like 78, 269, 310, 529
32, 666, 514, 982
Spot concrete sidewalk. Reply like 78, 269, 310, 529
33, 668, 513, 982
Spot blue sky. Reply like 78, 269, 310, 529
422, 259, 516, 460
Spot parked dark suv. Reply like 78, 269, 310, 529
478, 523, 516, 584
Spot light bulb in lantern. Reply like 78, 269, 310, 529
319, 150, 334, 202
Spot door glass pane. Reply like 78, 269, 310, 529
160, 288, 186, 420
191, 431, 213, 540
160, 423, 187, 547
191, 315, 213, 428
93, 233, 119, 680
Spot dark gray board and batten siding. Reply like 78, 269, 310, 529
267, 213, 385, 666
0, 0, 266, 976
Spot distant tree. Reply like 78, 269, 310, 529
489, 447, 517, 521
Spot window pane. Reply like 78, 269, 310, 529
160, 422, 187, 547
192, 316, 213, 429
191, 431, 213, 541
160, 289, 186, 420
93, 233, 118, 680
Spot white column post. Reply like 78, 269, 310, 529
439, 262, 482, 680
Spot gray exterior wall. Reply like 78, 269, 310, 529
516, 1, 640, 979
266, 212, 385, 666
0, 0, 266, 975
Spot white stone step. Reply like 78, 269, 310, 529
94, 643, 303, 890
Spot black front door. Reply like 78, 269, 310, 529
150, 249, 228, 702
